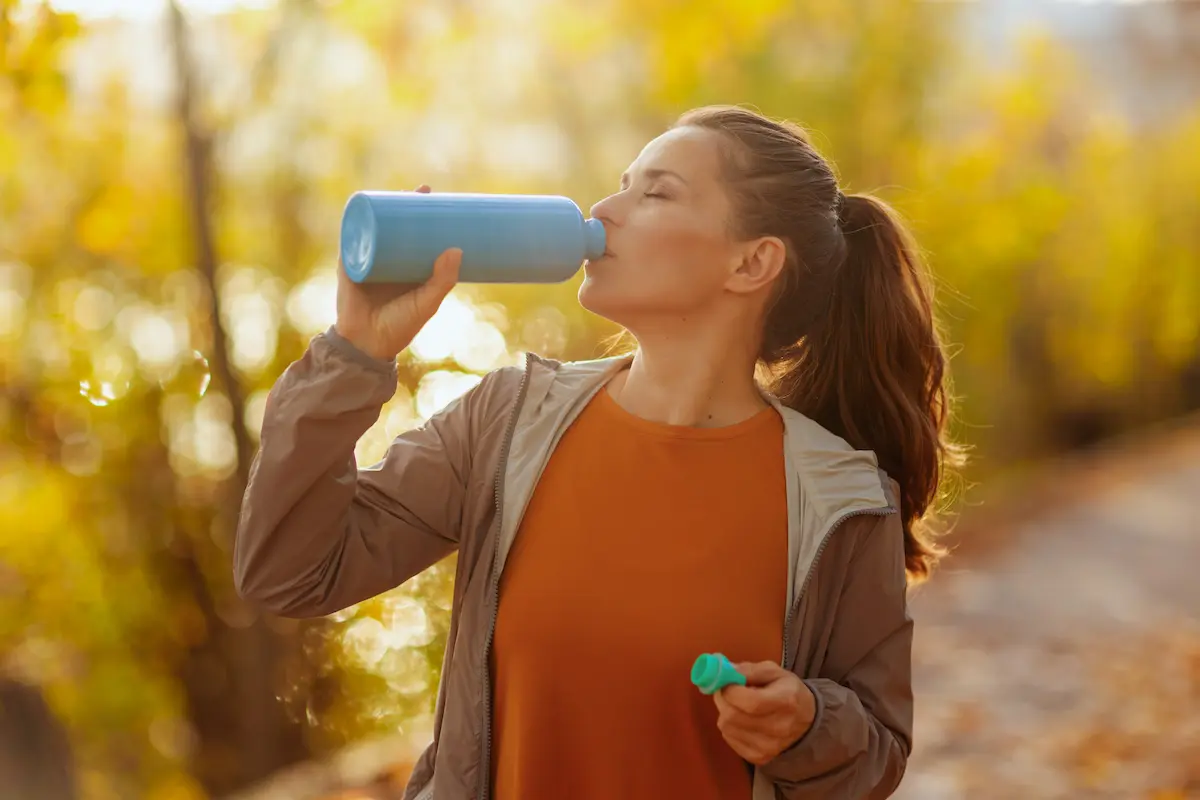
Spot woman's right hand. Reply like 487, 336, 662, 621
334, 184, 461, 361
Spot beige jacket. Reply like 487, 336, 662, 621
235, 327, 914, 800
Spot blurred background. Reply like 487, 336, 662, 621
0, 0, 1197, 798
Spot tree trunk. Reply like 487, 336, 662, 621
166, 2, 315, 793
0, 679, 78, 800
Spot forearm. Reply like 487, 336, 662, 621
234, 328, 463, 616
763, 674, 909, 799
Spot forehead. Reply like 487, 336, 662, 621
633, 126, 725, 180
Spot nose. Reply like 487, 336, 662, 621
588, 195, 619, 255
589, 191, 622, 225
589, 194, 621, 253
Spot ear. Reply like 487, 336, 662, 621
726, 236, 786, 295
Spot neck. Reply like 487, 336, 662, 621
607, 319, 766, 428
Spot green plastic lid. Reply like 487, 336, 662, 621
691, 653, 747, 695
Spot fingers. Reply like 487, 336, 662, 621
721, 666, 789, 715
736, 661, 788, 687
409, 247, 461, 315
415, 184, 431, 193
720, 685, 772, 716
714, 692, 756, 737
719, 727, 775, 766
430, 247, 462, 292
716, 697, 796, 748
715, 695, 778, 766
713, 688, 734, 718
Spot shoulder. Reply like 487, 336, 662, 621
475, 363, 526, 403
511, 352, 633, 413
771, 403, 895, 525
460, 364, 526, 438
466, 352, 628, 428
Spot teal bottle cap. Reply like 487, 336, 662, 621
691, 653, 747, 695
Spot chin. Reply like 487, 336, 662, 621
578, 270, 634, 326
577, 272, 608, 316
579, 260, 696, 326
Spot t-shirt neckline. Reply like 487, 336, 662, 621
595, 384, 779, 441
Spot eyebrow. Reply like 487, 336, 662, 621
619, 168, 688, 188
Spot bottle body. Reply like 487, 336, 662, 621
339, 191, 607, 284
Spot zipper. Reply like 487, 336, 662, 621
780, 505, 895, 669
475, 353, 535, 800
466, 362, 888, 795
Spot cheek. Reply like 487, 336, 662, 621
639, 210, 728, 263
579, 206, 736, 319
631, 209, 734, 288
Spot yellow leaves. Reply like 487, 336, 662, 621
541, 2, 614, 57
0, 121, 17, 174
1149, 791, 1188, 800
0, 3, 79, 117
145, 771, 206, 800
1158, 262, 1200, 368
607, 0, 794, 103
0, 465, 69, 551
77, 183, 135, 257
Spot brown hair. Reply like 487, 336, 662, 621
676, 105, 962, 582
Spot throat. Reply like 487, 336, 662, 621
605, 364, 770, 429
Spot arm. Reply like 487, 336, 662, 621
233, 326, 486, 618
762, 512, 913, 799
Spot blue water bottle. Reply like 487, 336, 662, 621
339, 191, 607, 284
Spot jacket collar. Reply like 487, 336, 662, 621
500, 353, 893, 607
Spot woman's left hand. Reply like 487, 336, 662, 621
713, 661, 817, 766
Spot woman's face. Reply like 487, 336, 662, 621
579, 126, 753, 329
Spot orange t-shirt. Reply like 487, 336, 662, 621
490, 385, 789, 800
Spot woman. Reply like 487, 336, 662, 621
235, 105, 957, 800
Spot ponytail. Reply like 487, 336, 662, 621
772, 193, 959, 581
672, 105, 961, 581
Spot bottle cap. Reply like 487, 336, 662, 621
341, 192, 378, 283
691, 653, 747, 695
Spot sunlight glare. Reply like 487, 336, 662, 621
121, 306, 184, 373
381, 595, 433, 649
285, 271, 337, 336
46, 0, 275, 21
0, 288, 26, 339
409, 294, 476, 362
243, 388, 270, 440
416, 371, 483, 420
73, 285, 116, 332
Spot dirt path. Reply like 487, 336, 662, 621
897, 420, 1200, 799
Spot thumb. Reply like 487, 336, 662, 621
410, 247, 461, 314
735, 661, 788, 687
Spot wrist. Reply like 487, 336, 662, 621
331, 324, 399, 363
789, 680, 817, 746
333, 323, 398, 362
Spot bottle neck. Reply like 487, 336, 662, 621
584, 217, 606, 260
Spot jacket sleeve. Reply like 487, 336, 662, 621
233, 326, 493, 618
761, 512, 913, 799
